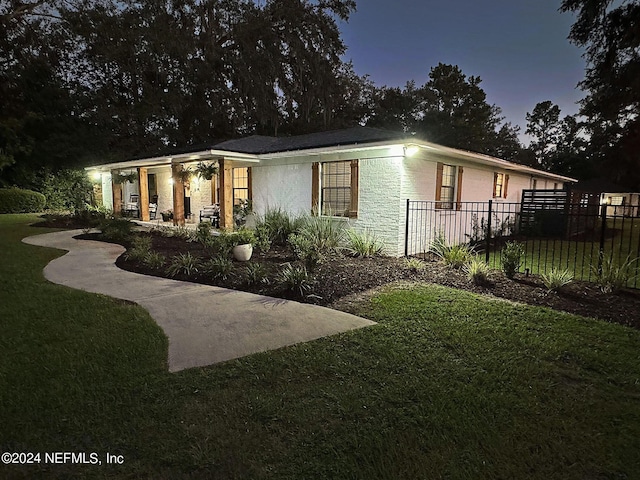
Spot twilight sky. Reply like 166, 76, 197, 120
338, 1, 587, 143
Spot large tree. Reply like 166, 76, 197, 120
561, 0, 640, 187
367, 64, 523, 161
525, 101, 590, 177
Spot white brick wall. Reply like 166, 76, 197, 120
251, 163, 312, 217
352, 156, 403, 256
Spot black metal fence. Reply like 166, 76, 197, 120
405, 199, 640, 289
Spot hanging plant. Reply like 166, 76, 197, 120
174, 166, 194, 184
112, 172, 138, 184
195, 161, 219, 180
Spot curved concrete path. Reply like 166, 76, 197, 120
23, 230, 375, 372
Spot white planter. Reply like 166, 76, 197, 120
232, 244, 253, 261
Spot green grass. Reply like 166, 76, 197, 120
2, 214, 640, 478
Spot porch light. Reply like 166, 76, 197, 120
91, 171, 102, 181
168, 178, 174, 185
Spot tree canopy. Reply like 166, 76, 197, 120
367, 63, 523, 162
561, 0, 640, 187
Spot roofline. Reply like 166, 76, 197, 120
408, 141, 578, 183
85, 149, 260, 171
86, 137, 576, 183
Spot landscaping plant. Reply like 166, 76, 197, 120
142, 251, 166, 269
592, 254, 638, 294
430, 233, 474, 269
288, 232, 323, 271
278, 263, 313, 297
124, 235, 153, 261
298, 213, 345, 253
343, 228, 384, 257
254, 224, 272, 254
541, 268, 574, 292
98, 217, 134, 244
405, 257, 426, 273
464, 256, 491, 285
244, 262, 270, 286
501, 241, 525, 279
166, 252, 201, 277
201, 255, 234, 280
257, 207, 302, 245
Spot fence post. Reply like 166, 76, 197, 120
404, 199, 410, 257
598, 201, 608, 272
485, 200, 492, 263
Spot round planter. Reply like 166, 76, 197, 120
232, 244, 253, 262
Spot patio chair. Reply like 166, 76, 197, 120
149, 203, 157, 220
123, 194, 140, 218
199, 204, 220, 227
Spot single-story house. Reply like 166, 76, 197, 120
571, 179, 640, 218
87, 127, 576, 256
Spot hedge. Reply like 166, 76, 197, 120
0, 188, 47, 214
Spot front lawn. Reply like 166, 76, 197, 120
2, 214, 640, 478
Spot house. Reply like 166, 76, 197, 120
87, 127, 576, 256
572, 179, 640, 218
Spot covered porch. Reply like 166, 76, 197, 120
87, 150, 258, 229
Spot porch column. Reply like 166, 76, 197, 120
138, 167, 150, 221
111, 170, 122, 216
171, 163, 185, 226
211, 174, 218, 204
218, 159, 234, 229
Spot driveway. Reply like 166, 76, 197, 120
23, 230, 375, 372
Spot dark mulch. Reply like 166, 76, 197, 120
75, 230, 640, 331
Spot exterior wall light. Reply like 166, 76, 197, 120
404, 146, 419, 157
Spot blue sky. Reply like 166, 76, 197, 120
338, 1, 586, 143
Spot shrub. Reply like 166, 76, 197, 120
244, 262, 270, 286
278, 263, 313, 297
288, 232, 323, 271
430, 234, 474, 269
405, 257, 426, 273
464, 257, 491, 285
541, 268, 573, 292
202, 255, 234, 280
125, 236, 153, 261
143, 251, 166, 269
99, 217, 134, 244
592, 254, 638, 294
254, 225, 272, 254
501, 241, 525, 279
298, 214, 345, 253
258, 207, 302, 245
73, 204, 111, 228
343, 228, 384, 257
166, 252, 200, 277
39, 169, 94, 212
0, 188, 46, 213
195, 222, 214, 245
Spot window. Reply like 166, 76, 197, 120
610, 196, 624, 206
321, 161, 351, 216
232, 167, 249, 205
437, 163, 456, 209
493, 172, 509, 198
493, 173, 505, 198
312, 160, 358, 217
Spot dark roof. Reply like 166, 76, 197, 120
212, 127, 408, 154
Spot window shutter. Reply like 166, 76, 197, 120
435, 162, 443, 209
311, 162, 319, 214
456, 166, 464, 210
349, 159, 359, 218
503, 174, 509, 199
247, 167, 253, 201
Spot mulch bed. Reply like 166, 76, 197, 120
69, 229, 640, 331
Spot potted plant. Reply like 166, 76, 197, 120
230, 228, 256, 261
195, 161, 219, 180
113, 172, 138, 184
161, 209, 173, 222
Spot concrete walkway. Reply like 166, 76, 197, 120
22, 230, 375, 372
